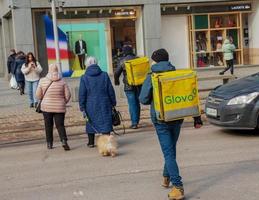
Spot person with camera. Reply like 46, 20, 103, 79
22, 52, 42, 108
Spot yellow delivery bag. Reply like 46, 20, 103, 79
125, 57, 150, 86
152, 70, 200, 122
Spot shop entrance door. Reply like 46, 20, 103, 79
110, 19, 136, 70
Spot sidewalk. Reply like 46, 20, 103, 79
0, 78, 151, 144
0, 78, 206, 144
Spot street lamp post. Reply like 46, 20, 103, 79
50, 0, 62, 73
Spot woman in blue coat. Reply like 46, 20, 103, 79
79, 57, 117, 147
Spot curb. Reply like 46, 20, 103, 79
0, 121, 210, 148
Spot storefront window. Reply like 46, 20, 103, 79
190, 13, 243, 68
32, 7, 143, 77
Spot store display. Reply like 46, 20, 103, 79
191, 13, 242, 68
214, 18, 222, 28
227, 16, 235, 27
59, 23, 108, 77
196, 32, 207, 52
75, 35, 87, 70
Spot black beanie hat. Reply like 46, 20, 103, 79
122, 45, 134, 56
151, 48, 169, 63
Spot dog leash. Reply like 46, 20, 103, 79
86, 120, 124, 136
85, 119, 100, 134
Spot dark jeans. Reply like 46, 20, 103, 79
154, 121, 183, 187
125, 88, 141, 126
43, 112, 68, 143
18, 81, 25, 92
222, 59, 234, 74
78, 54, 86, 70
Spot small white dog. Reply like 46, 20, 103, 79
97, 135, 118, 157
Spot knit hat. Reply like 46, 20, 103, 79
122, 45, 134, 56
151, 48, 169, 63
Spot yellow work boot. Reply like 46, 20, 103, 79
168, 186, 184, 200
162, 176, 170, 188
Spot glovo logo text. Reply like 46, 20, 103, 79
164, 88, 197, 104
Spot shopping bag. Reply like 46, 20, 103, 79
125, 57, 150, 86
152, 70, 200, 122
10, 75, 17, 89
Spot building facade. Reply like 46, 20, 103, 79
0, 0, 259, 80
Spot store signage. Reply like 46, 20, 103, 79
229, 4, 251, 11
115, 10, 135, 16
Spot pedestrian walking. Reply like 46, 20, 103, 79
14, 51, 26, 95
7, 49, 18, 89
139, 49, 203, 200
36, 64, 71, 151
7, 49, 17, 76
114, 45, 141, 129
219, 37, 236, 75
79, 57, 117, 148
22, 52, 43, 108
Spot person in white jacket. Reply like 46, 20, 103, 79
22, 52, 42, 108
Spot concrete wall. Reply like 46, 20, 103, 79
1, 17, 14, 79
0, 22, 5, 77
0, 0, 11, 16
143, 3, 162, 57
0, 0, 35, 78
29, 0, 236, 8
11, 0, 34, 53
161, 15, 189, 69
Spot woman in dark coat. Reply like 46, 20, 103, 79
14, 51, 26, 95
79, 57, 117, 147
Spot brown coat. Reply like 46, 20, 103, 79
36, 73, 71, 113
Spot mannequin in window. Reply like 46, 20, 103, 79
75, 34, 87, 70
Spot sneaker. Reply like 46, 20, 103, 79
168, 186, 184, 200
130, 125, 138, 129
30, 103, 34, 108
162, 176, 170, 188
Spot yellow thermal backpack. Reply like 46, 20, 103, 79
152, 70, 200, 122
125, 57, 150, 86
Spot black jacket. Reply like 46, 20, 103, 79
14, 55, 26, 82
75, 40, 87, 55
114, 54, 141, 91
7, 54, 16, 74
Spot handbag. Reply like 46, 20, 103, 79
111, 107, 126, 136
112, 107, 121, 126
36, 81, 53, 113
